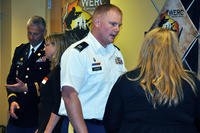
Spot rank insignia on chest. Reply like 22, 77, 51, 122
16, 61, 23, 66
92, 62, 102, 71
42, 77, 48, 84
115, 57, 123, 64
92, 66, 102, 71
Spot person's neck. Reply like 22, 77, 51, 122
91, 31, 108, 48
31, 40, 43, 48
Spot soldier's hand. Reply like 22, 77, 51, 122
6, 78, 28, 92
10, 101, 20, 119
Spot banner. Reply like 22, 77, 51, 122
62, 0, 110, 36
149, 0, 198, 57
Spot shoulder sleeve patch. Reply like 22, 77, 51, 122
114, 45, 120, 51
74, 42, 89, 52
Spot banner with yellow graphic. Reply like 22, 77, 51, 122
62, 0, 110, 36
149, 0, 198, 57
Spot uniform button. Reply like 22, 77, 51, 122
17, 65, 19, 68
27, 67, 30, 71
25, 75, 29, 78
39, 67, 42, 70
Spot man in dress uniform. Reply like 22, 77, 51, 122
60, 4, 126, 133
5, 16, 50, 133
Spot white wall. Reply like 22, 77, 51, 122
11, 0, 47, 54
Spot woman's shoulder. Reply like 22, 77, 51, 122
124, 68, 141, 79
116, 68, 141, 85
183, 70, 200, 93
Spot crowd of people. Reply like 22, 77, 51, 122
4, 3, 200, 133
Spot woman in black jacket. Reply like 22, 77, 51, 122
103, 27, 200, 133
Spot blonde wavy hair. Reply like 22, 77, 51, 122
133, 27, 196, 107
46, 32, 82, 70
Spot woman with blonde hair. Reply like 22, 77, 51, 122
103, 27, 200, 133
37, 31, 83, 133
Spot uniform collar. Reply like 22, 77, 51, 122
87, 32, 115, 55
30, 41, 43, 52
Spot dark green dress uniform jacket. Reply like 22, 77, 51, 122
6, 41, 50, 128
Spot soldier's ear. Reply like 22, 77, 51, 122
43, 29, 47, 37
93, 18, 100, 27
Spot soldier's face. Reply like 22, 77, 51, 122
96, 9, 122, 46
27, 25, 45, 47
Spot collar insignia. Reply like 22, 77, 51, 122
115, 57, 123, 64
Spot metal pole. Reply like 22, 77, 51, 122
150, 0, 160, 13
186, 0, 195, 12
182, 34, 200, 61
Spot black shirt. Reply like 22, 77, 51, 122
38, 65, 61, 132
103, 69, 200, 133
